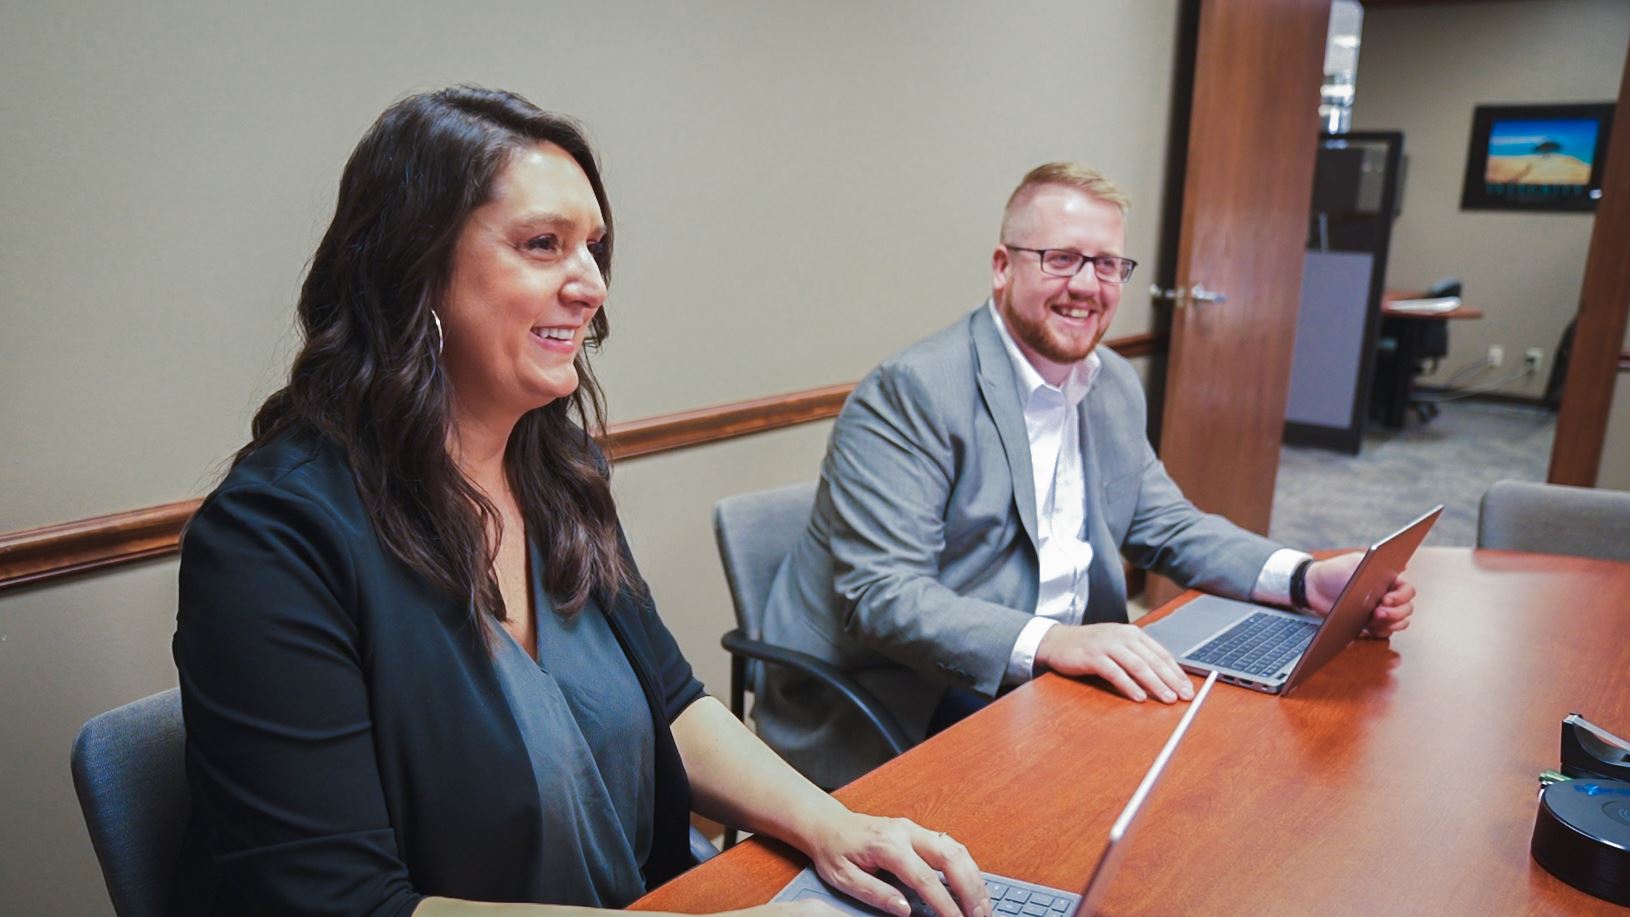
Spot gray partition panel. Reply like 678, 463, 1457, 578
1286, 251, 1375, 428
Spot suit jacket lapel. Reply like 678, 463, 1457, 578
970, 306, 1039, 550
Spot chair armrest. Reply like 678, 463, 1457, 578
720, 628, 912, 756
688, 825, 720, 864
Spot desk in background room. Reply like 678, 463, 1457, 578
1373, 291, 1485, 428
635, 548, 1630, 915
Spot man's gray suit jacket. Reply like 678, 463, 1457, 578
755, 305, 1280, 788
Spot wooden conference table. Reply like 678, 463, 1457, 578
634, 548, 1630, 915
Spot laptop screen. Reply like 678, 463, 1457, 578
1280, 505, 1441, 695
1077, 669, 1218, 912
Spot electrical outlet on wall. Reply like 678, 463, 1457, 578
1525, 348, 1545, 375
1487, 345, 1504, 368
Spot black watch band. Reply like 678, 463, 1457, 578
1290, 557, 1314, 610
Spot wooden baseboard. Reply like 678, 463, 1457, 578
0, 330, 1171, 595
1413, 386, 1556, 410
1283, 421, 1362, 454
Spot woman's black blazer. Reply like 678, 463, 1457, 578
172, 430, 705, 916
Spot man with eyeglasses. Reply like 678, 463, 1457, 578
754, 163, 1416, 789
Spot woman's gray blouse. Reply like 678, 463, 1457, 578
486, 548, 657, 906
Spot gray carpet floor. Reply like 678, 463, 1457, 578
1269, 401, 1557, 551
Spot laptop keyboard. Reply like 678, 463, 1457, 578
896, 876, 1074, 917
986, 879, 1072, 917
899, 879, 1075, 912
1188, 611, 1317, 679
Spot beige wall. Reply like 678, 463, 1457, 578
0, 2, 1179, 912
1352, 0, 1629, 396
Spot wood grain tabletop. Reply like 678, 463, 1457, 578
634, 548, 1630, 916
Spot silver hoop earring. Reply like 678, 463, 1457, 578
431, 310, 444, 355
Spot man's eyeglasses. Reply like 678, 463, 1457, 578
1003, 244, 1138, 284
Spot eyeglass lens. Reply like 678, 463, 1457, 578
1037, 250, 1134, 283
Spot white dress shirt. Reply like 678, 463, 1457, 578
987, 301, 1308, 683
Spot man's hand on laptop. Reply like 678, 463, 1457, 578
1035, 623, 1196, 703
1305, 553, 1418, 638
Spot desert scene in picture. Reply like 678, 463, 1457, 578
1484, 116, 1598, 185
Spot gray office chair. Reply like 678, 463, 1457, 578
713, 483, 909, 831
70, 688, 190, 917
71, 689, 719, 917
1476, 480, 1630, 563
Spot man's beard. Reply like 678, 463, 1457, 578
1000, 289, 1105, 366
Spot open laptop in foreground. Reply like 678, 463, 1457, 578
772, 670, 1219, 917
1144, 505, 1441, 696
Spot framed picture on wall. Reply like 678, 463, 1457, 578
1460, 102, 1614, 212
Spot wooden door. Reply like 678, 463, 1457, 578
1549, 40, 1630, 487
1147, 0, 1333, 607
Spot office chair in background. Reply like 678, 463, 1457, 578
1477, 480, 1630, 563
71, 686, 723, 916
1544, 318, 1575, 409
1414, 278, 1460, 369
1405, 276, 1459, 422
712, 482, 909, 842
1373, 277, 1462, 426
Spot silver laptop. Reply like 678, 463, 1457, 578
1144, 506, 1441, 696
771, 671, 1218, 917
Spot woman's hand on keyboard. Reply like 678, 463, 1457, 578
805, 812, 991, 917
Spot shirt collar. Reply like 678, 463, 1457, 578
987, 298, 1100, 409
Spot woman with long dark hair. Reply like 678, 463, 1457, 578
172, 86, 990, 917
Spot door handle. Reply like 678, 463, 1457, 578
1189, 284, 1229, 305
1149, 284, 1230, 308
1149, 284, 1183, 306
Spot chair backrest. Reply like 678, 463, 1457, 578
1417, 320, 1449, 362
713, 481, 818, 641
1417, 277, 1461, 363
70, 686, 717, 907
70, 688, 189, 917
1477, 480, 1630, 563
1425, 277, 1462, 299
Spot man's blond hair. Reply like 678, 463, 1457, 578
1000, 162, 1131, 241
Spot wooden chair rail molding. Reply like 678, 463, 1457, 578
0, 331, 1165, 593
